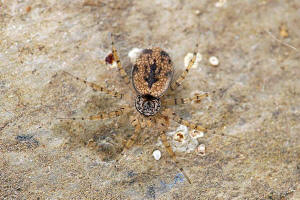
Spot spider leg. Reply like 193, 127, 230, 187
162, 109, 240, 138
160, 131, 192, 184
57, 105, 131, 121
123, 115, 142, 150
157, 114, 192, 184
162, 109, 207, 132
115, 115, 141, 161
162, 93, 208, 106
140, 116, 154, 129
62, 71, 124, 99
170, 46, 198, 91
111, 34, 131, 85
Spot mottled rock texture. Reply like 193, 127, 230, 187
0, 0, 299, 199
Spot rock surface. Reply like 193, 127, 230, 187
1, 0, 299, 199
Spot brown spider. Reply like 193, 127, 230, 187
59, 35, 208, 184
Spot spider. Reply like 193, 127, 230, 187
59, 35, 208, 184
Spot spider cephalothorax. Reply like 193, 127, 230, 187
135, 94, 161, 116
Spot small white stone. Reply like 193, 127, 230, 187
128, 48, 143, 63
190, 130, 204, 139
107, 61, 117, 69
152, 150, 161, 160
215, 0, 227, 7
197, 144, 206, 156
166, 125, 199, 153
209, 56, 219, 66
173, 131, 185, 142
184, 52, 202, 69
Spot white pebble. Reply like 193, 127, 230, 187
173, 131, 185, 142
184, 52, 202, 69
166, 125, 201, 153
107, 61, 117, 69
215, 0, 227, 7
152, 150, 161, 160
197, 144, 206, 156
190, 130, 204, 139
209, 56, 219, 66
128, 48, 143, 63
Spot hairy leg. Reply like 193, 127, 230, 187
156, 113, 192, 184
111, 34, 130, 85
170, 45, 198, 91
62, 71, 124, 99
57, 105, 131, 121
162, 93, 208, 106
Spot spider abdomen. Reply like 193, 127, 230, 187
132, 47, 174, 98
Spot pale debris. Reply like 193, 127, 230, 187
196, 144, 206, 156
166, 125, 199, 153
107, 61, 117, 69
152, 149, 162, 160
190, 130, 204, 139
128, 48, 143, 63
184, 52, 202, 69
209, 56, 219, 66
215, 0, 227, 7
195, 10, 201, 15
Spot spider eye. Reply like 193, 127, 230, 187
135, 95, 161, 116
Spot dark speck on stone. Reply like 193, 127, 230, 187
105, 53, 114, 64
127, 170, 136, 178
174, 173, 184, 184
16, 135, 39, 146
16, 135, 33, 141
147, 185, 156, 199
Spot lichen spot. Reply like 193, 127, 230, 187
132, 47, 173, 98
